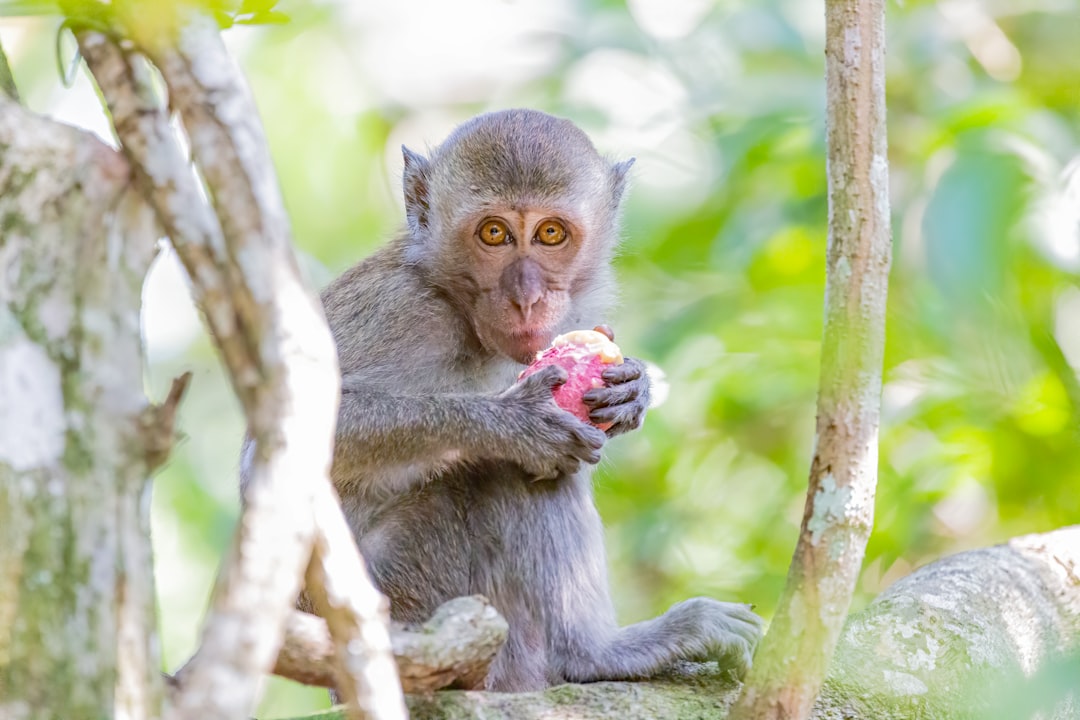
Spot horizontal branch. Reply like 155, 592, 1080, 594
274, 596, 508, 694
277, 526, 1080, 720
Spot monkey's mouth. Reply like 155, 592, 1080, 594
502, 328, 554, 365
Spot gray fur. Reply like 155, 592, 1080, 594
251, 109, 763, 691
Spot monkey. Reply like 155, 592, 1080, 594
252, 109, 763, 692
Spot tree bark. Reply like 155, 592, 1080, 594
821, 526, 1080, 720
729, 0, 891, 717
303, 528, 1078, 720
76, 16, 407, 720
273, 596, 508, 693
0, 96, 163, 719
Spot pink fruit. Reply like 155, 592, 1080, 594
519, 329, 624, 427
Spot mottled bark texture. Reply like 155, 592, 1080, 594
728, 0, 891, 717
275, 596, 508, 693
821, 526, 1080, 720
0, 97, 163, 719
77, 16, 406, 720
297, 528, 1077, 720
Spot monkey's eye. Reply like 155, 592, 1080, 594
478, 219, 512, 246
534, 220, 567, 246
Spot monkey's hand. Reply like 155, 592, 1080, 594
582, 356, 650, 437
497, 365, 607, 480
668, 597, 765, 678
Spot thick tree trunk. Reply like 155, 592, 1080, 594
0, 97, 163, 719
348, 528, 1078, 720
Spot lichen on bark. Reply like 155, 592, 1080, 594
0, 98, 163, 720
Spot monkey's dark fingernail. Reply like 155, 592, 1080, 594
592, 324, 615, 341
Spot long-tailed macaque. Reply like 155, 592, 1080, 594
273, 109, 762, 691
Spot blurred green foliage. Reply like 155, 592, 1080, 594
3, 0, 1080, 716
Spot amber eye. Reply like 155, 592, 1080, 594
535, 219, 567, 246
478, 219, 512, 246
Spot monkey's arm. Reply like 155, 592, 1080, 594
335, 366, 607, 487
583, 356, 650, 437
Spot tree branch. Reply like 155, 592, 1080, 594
79, 19, 404, 720
292, 527, 1080, 720
142, 371, 193, 473
303, 486, 407, 714
0, 92, 163, 720
729, 0, 891, 717
273, 596, 508, 693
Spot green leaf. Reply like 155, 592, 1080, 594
212, 9, 234, 28
922, 133, 1032, 309
239, 0, 278, 14
236, 9, 289, 25
0, 0, 60, 17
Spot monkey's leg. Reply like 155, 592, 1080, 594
354, 483, 473, 625
537, 479, 764, 683
482, 595, 551, 692
558, 596, 764, 682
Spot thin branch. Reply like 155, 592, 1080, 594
142, 371, 193, 472
145, 21, 406, 717
729, 0, 891, 717
304, 488, 409, 719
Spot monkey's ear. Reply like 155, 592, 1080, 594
610, 158, 636, 206
402, 145, 431, 235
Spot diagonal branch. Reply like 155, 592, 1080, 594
78, 21, 404, 720
303, 481, 406, 713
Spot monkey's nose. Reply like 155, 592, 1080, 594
501, 257, 545, 321
511, 296, 540, 322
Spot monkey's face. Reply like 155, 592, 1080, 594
400, 110, 631, 363
459, 206, 596, 364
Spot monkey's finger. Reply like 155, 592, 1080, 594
527, 364, 569, 389
734, 648, 755, 679
590, 403, 645, 431
588, 406, 622, 426
553, 459, 580, 478
721, 601, 765, 626
711, 640, 753, 679
601, 358, 645, 384
730, 616, 765, 644
577, 424, 607, 450
724, 609, 766, 643
566, 420, 606, 454
592, 324, 615, 341
575, 446, 602, 465
582, 381, 640, 409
